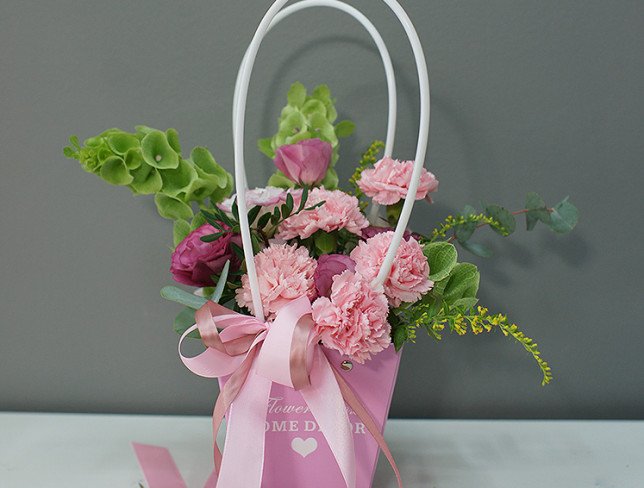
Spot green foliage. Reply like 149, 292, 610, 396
166, 261, 231, 340
549, 197, 579, 233
427, 193, 578, 257
198, 186, 324, 251
259, 82, 355, 189
423, 242, 457, 282
63, 127, 233, 223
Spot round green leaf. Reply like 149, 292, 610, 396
335, 120, 355, 138
154, 194, 193, 220
442, 263, 480, 302
99, 156, 133, 186
485, 204, 516, 236
424, 242, 458, 282
548, 197, 578, 234
107, 133, 140, 155
141, 130, 179, 169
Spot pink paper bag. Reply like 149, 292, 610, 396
220, 345, 401, 488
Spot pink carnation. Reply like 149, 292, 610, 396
350, 231, 433, 307
312, 271, 391, 363
357, 157, 438, 205
277, 188, 368, 240
235, 243, 317, 320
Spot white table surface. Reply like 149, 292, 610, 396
0, 412, 642, 487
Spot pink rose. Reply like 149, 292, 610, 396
274, 138, 332, 185
235, 243, 317, 320
170, 224, 241, 287
357, 157, 439, 205
312, 271, 391, 363
314, 254, 356, 297
276, 188, 368, 240
350, 231, 433, 307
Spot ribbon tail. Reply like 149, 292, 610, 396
301, 348, 356, 488
332, 367, 403, 488
216, 363, 272, 488
132, 443, 188, 488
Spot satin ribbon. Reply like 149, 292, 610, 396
137, 296, 402, 488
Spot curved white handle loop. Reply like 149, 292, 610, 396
234, 0, 430, 321
233, 0, 398, 159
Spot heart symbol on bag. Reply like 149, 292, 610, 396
291, 437, 318, 458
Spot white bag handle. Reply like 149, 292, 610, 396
233, 0, 398, 158
234, 0, 431, 321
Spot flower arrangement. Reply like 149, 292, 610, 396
64, 81, 577, 385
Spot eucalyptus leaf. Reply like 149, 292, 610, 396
548, 197, 578, 233
173, 307, 200, 339
461, 240, 493, 258
211, 260, 230, 304
161, 286, 208, 310
455, 221, 476, 243
485, 204, 516, 236
526, 192, 546, 210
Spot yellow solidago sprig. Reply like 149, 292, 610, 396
390, 240, 553, 385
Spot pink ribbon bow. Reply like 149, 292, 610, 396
135, 296, 402, 488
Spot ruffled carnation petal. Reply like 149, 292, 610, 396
312, 271, 391, 363
357, 157, 438, 206
235, 243, 317, 320
277, 188, 368, 240
350, 231, 433, 307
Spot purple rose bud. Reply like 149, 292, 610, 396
314, 254, 356, 297
362, 225, 419, 241
273, 138, 332, 186
170, 223, 242, 287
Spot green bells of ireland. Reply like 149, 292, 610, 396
63, 126, 233, 223
258, 82, 355, 190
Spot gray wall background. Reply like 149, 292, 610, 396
2, 0, 643, 419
